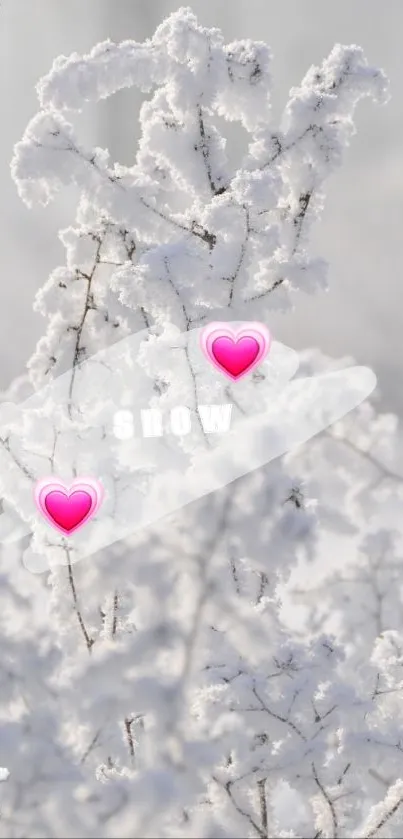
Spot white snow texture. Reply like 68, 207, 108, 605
1, 7, 401, 839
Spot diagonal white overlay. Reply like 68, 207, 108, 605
0, 324, 375, 572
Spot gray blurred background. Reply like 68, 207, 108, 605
1, 0, 401, 412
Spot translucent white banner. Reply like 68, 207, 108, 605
0, 323, 375, 572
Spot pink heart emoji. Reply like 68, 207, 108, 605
34, 478, 104, 535
200, 322, 271, 380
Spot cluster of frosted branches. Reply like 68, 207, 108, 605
0, 8, 400, 839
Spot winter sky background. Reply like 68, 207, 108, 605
1, 0, 402, 413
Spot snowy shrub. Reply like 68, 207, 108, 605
0, 7, 400, 838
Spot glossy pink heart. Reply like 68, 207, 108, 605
200, 322, 271, 380
34, 478, 104, 535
